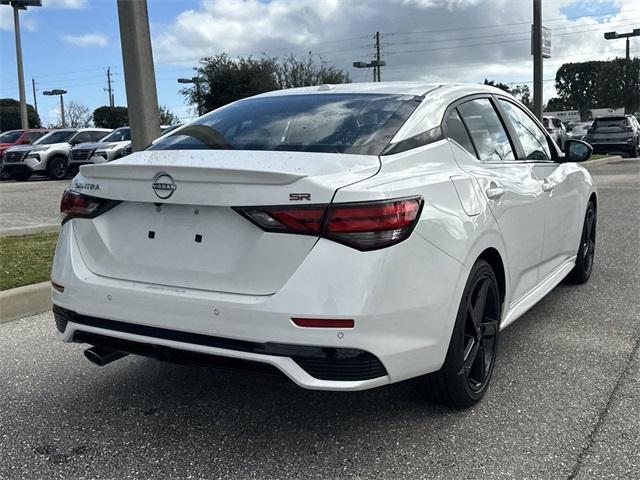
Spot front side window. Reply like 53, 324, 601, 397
101, 127, 130, 142
149, 94, 421, 156
33, 130, 76, 145
457, 99, 515, 162
499, 99, 551, 161
443, 109, 475, 155
89, 130, 110, 142
70, 131, 94, 144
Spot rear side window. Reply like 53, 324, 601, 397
26, 131, 45, 142
149, 94, 421, 156
499, 100, 551, 161
444, 109, 475, 155
457, 99, 515, 162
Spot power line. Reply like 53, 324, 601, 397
383, 8, 640, 36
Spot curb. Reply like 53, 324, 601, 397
0, 281, 51, 324
0, 223, 60, 238
582, 155, 623, 170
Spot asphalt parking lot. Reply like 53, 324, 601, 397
0, 159, 638, 479
0, 178, 70, 230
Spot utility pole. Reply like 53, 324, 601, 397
106, 67, 114, 107
532, 0, 543, 121
31, 77, 37, 116
116, 0, 161, 151
375, 31, 382, 83
353, 32, 386, 83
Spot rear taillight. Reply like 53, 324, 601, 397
60, 189, 120, 224
235, 197, 423, 251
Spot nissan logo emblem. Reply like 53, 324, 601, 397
152, 172, 177, 199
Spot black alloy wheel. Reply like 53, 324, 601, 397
566, 201, 596, 284
47, 157, 68, 180
426, 259, 501, 408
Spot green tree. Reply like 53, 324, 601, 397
0, 98, 41, 131
545, 97, 573, 111
181, 53, 279, 112
483, 78, 511, 92
272, 53, 351, 89
159, 105, 180, 126
510, 84, 533, 111
181, 52, 351, 112
93, 106, 129, 128
555, 58, 640, 119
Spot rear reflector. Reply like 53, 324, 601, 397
292, 318, 355, 328
60, 189, 120, 224
51, 281, 65, 293
235, 196, 422, 251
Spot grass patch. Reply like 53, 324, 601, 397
0, 232, 58, 291
590, 154, 614, 160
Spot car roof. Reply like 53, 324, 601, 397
252, 81, 505, 99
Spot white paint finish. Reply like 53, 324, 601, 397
449, 142, 545, 301
530, 162, 593, 280
50, 83, 597, 391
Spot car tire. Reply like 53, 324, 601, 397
565, 201, 596, 284
425, 259, 501, 408
47, 156, 68, 180
10, 170, 31, 181
0, 167, 10, 181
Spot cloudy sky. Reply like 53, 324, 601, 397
1, 0, 638, 126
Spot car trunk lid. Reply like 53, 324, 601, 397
71, 150, 380, 295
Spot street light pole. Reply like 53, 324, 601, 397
12, 5, 27, 129
43, 89, 67, 127
1, 1, 42, 129
353, 60, 386, 83
177, 77, 205, 116
604, 29, 640, 61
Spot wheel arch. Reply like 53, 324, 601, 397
478, 247, 506, 307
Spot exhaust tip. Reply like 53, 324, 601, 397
84, 346, 128, 366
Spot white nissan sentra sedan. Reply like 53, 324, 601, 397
51, 83, 597, 407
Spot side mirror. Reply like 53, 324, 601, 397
564, 139, 592, 162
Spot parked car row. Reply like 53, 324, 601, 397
0, 124, 181, 181
543, 114, 640, 157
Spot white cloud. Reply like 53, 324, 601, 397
153, 0, 639, 101
62, 32, 108, 48
0, 7, 37, 32
44, 0, 88, 9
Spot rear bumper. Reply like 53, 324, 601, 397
51, 220, 466, 391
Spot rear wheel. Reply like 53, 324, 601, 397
565, 201, 596, 284
47, 156, 68, 180
426, 259, 501, 408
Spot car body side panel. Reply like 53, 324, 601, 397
530, 162, 594, 279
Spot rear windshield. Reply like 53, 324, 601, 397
0, 130, 22, 143
149, 94, 421, 155
33, 130, 76, 145
593, 118, 627, 129
101, 127, 130, 142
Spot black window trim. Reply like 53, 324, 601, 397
442, 93, 522, 164
441, 92, 561, 164
492, 95, 560, 164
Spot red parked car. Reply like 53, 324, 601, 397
0, 128, 49, 180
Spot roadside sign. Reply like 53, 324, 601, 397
531, 25, 552, 58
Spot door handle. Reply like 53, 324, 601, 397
542, 178, 555, 192
485, 185, 505, 200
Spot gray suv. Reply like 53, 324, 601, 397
3, 128, 111, 181
584, 115, 640, 157
69, 127, 131, 169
